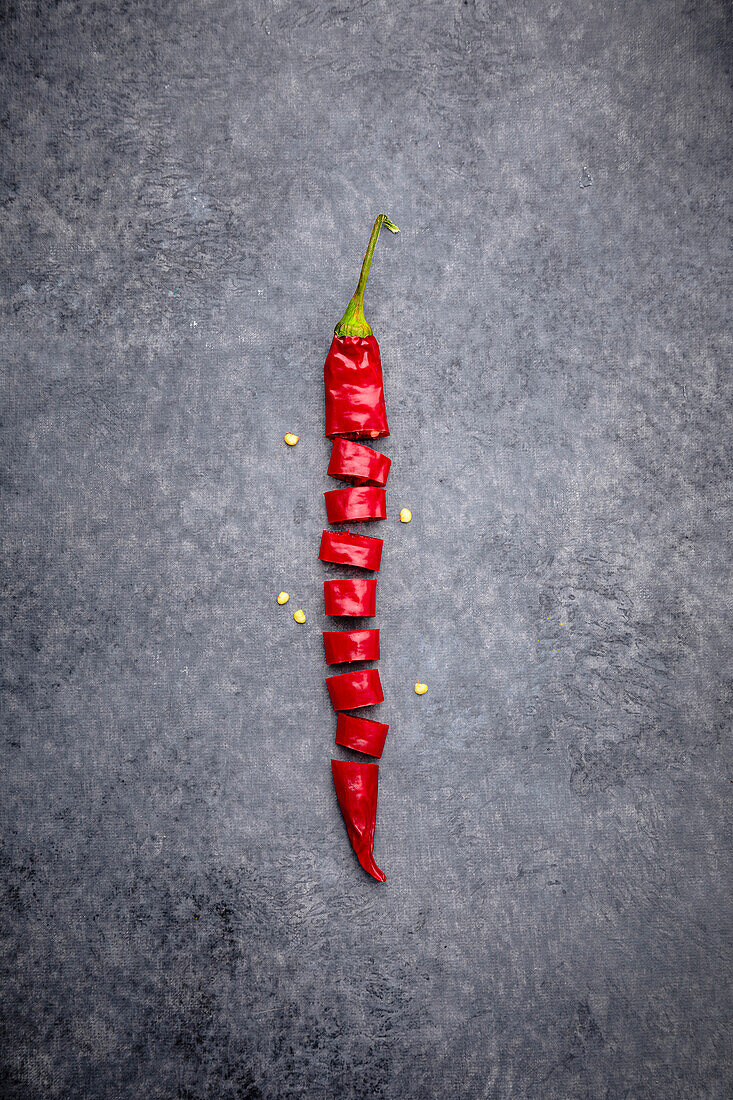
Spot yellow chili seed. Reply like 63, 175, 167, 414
400, 508, 412, 523
284, 433, 299, 446
293, 609, 306, 624
414, 682, 428, 695
277, 592, 289, 605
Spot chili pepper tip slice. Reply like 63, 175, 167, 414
331, 759, 386, 882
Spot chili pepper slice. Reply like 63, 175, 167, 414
331, 759, 386, 882
327, 438, 392, 487
323, 628, 380, 665
335, 713, 389, 758
324, 486, 386, 524
325, 214, 399, 441
326, 668, 384, 711
319, 529, 383, 571
324, 578, 377, 617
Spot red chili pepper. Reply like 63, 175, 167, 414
324, 578, 377, 617
319, 529, 383, 571
335, 713, 389, 758
326, 668, 383, 711
324, 214, 399, 441
331, 759, 386, 882
324, 486, 386, 524
327, 438, 391, 487
323, 629, 380, 665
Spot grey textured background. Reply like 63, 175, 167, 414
1, 0, 732, 1097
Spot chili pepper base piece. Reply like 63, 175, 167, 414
324, 336, 390, 440
294, 609, 306, 624
331, 759, 386, 883
414, 682, 428, 695
277, 592, 289, 605
325, 215, 399, 440
284, 433, 299, 446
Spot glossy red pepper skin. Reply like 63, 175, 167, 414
323, 629, 380, 665
324, 335, 389, 441
327, 438, 392, 487
324, 486, 386, 524
326, 668, 384, 711
335, 713, 389, 758
319, 530, 383, 571
331, 759, 386, 882
324, 578, 377, 617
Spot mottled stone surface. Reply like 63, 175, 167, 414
1, 1, 731, 1097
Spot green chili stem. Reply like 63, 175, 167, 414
334, 214, 399, 338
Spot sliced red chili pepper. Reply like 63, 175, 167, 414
323, 629, 380, 665
324, 214, 398, 441
324, 578, 377, 617
335, 713, 389, 758
331, 759, 385, 882
326, 668, 383, 711
327, 438, 392, 487
319, 529, 383, 571
324, 486, 386, 523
